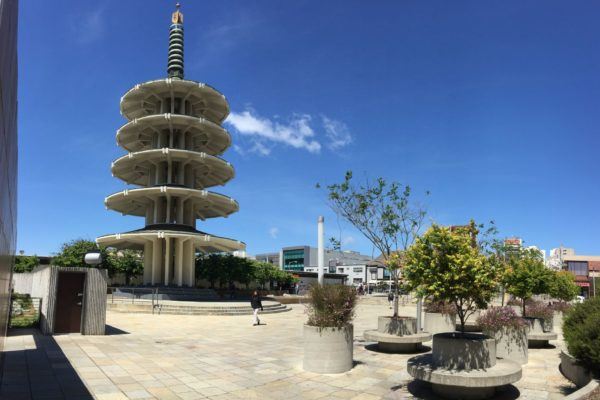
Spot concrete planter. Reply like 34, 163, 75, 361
524, 317, 553, 334
378, 316, 417, 336
559, 351, 593, 388
407, 333, 522, 399
303, 324, 353, 374
553, 311, 564, 333
484, 327, 528, 365
424, 312, 456, 335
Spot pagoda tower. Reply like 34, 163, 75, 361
97, 4, 244, 287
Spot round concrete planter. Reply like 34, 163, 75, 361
524, 317, 557, 347
407, 333, 522, 399
424, 312, 456, 335
378, 316, 417, 336
432, 332, 496, 370
484, 327, 528, 365
559, 351, 593, 388
553, 311, 563, 333
303, 324, 353, 374
524, 316, 552, 333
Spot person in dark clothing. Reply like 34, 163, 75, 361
251, 290, 263, 326
388, 291, 394, 308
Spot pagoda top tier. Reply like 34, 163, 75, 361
120, 79, 229, 124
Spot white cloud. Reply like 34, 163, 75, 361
226, 109, 353, 156
322, 116, 353, 150
72, 8, 105, 44
342, 236, 356, 246
226, 110, 321, 154
269, 227, 279, 239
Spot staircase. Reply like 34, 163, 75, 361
107, 299, 291, 316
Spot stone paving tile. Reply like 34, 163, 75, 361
1, 303, 578, 399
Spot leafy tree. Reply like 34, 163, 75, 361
563, 296, 600, 371
322, 171, 427, 317
53, 239, 111, 269
502, 248, 554, 316
13, 255, 40, 273
549, 270, 580, 303
108, 250, 143, 285
253, 262, 279, 289
404, 222, 501, 333
196, 254, 225, 288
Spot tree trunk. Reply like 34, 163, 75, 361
393, 277, 399, 318
522, 299, 526, 317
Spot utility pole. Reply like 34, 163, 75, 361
318, 216, 324, 285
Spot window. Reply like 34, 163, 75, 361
353, 278, 363, 284
567, 261, 588, 276
353, 267, 363, 273
283, 249, 305, 271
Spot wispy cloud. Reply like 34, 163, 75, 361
72, 7, 105, 45
322, 116, 353, 150
226, 109, 353, 156
226, 110, 321, 155
342, 236, 356, 246
269, 227, 279, 239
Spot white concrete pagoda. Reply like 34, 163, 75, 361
97, 4, 245, 286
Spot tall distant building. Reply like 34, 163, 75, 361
97, 5, 244, 286
0, 0, 18, 360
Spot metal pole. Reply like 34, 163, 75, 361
318, 216, 325, 285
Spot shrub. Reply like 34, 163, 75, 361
550, 301, 572, 313
525, 301, 553, 320
477, 306, 526, 333
506, 298, 521, 306
424, 300, 457, 315
563, 296, 600, 371
306, 284, 357, 329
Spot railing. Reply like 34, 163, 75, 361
9, 295, 41, 328
107, 287, 160, 313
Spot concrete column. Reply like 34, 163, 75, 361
177, 198, 184, 224
143, 241, 153, 284
183, 241, 194, 286
145, 205, 153, 226
166, 196, 172, 223
152, 238, 162, 285
175, 239, 184, 286
318, 216, 325, 285
177, 161, 185, 184
153, 198, 159, 224
164, 237, 171, 285
167, 160, 172, 184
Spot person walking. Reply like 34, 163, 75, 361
251, 290, 263, 326
388, 291, 394, 309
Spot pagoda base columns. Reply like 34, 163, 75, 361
141, 236, 196, 287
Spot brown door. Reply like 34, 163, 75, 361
54, 272, 85, 333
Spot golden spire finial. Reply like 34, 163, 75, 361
172, 3, 183, 24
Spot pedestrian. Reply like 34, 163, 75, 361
294, 282, 300, 295
251, 290, 263, 326
388, 291, 394, 309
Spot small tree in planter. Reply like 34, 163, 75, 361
477, 307, 528, 364
404, 221, 501, 333
502, 248, 553, 317
525, 300, 555, 332
549, 270, 579, 305
303, 284, 357, 374
321, 171, 428, 318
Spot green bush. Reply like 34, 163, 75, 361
306, 284, 357, 329
563, 296, 600, 371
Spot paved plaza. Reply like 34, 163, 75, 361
1, 301, 577, 400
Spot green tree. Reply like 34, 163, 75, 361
549, 270, 580, 303
13, 255, 40, 273
503, 248, 553, 316
196, 254, 225, 288
404, 222, 501, 333
253, 262, 280, 289
53, 239, 111, 269
322, 171, 428, 317
108, 250, 143, 285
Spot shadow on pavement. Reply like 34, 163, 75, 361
1, 329, 94, 400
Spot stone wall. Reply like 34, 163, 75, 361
0, 0, 18, 364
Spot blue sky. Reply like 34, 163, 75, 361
17, 1, 600, 257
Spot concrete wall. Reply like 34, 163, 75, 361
12, 272, 33, 294
0, 0, 18, 362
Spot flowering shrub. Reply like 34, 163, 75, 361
477, 307, 526, 333
550, 301, 572, 313
306, 284, 357, 329
424, 300, 457, 315
525, 301, 553, 320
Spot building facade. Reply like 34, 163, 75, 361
0, 0, 18, 360
97, 5, 244, 286
561, 253, 600, 298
